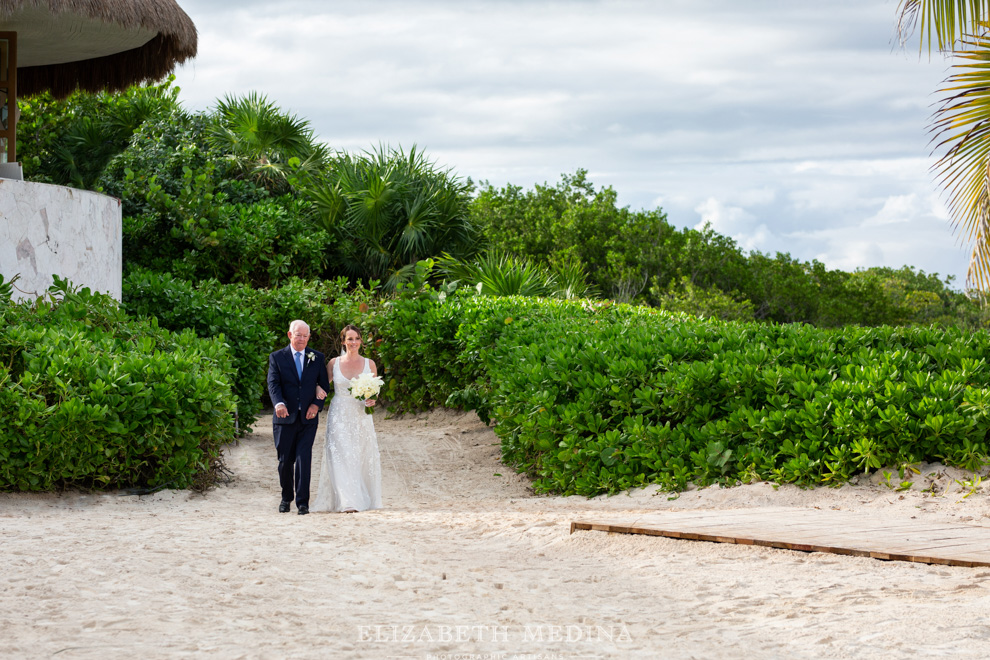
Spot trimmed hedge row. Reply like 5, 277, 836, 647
122, 270, 378, 426
375, 291, 990, 495
0, 281, 236, 491
16, 276, 987, 496
2, 271, 375, 493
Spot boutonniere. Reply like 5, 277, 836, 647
306, 351, 316, 364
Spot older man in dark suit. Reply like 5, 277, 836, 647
267, 320, 332, 515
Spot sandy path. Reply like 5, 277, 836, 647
5, 409, 990, 659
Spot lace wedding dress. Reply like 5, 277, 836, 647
312, 357, 382, 512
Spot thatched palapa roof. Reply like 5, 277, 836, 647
0, 0, 197, 98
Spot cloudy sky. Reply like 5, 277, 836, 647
170, 0, 970, 284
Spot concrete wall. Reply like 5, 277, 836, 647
0, 179, 121, 302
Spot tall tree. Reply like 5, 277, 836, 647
897, 1, 990, 289
470, 170, 672, 302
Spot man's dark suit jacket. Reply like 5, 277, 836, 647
267, 346, 331, 424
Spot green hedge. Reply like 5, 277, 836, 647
122, 270, 379, 425
374, 290, 990, 495
93, 272, 990, 497
122, 270, 271, 423
0, 280, 236, 491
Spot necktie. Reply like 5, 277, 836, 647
295, 351, 303, 380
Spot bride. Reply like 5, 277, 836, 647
311, 325, 382, 513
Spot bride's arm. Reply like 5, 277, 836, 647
365, 359, 379, 407
316, 358, 336, 400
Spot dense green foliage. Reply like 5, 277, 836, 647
375, 289, 990, 495
17, 81, 183, 188
435, 252, 596, 299
471, 170, 989, 329
14, 81, 990, 497
121, 270, 272, 422
207, 92, 328, 194
122, 270, 378, 425
471, 170, 664, 303
19, 85, 478, 290
12, 263, 990, 496
95, 90, 331, 286
0, 278, 235, 491
20, 83, 986, 330
302, 145, 482, 287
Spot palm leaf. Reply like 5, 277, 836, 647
897, 0, 990, 52
207, 91, 322, 190
896, 3, 990, 288
300, 144, 481, 284
930, 34, 990, 289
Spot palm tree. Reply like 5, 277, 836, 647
897, 1, 990, 289
305, 145, 482, 287
207, 92, 326, 193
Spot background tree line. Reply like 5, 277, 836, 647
17, 78, 989, 330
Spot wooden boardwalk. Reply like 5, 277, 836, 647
570, 507, 990, 567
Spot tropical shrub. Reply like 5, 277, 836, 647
18, 78, 184, 188
303, 145, 482, 286
100, 109, 269, 215
213, 275, 380, 357
373, 287, 990, 496
122, 270, 272, 423
471, 169, 670, 302
653, 276, 754, 321
374, 286, 472, 412
472, 171, 990, 328
434, 252, 597, 299
122, 271, 381, 422
121, 179, 331, 286
0, 278, 236, 492
207, 92, 328, 194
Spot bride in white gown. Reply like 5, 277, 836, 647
312, 325, 382, 513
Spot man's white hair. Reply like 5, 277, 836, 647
289, 319, 310, 334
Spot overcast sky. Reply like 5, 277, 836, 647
170, 0, 969, 285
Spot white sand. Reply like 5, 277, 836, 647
4, 409, 990, 659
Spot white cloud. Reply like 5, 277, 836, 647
171, 0, 969, 283
863, 194, 923, 227
788, 193, 966, 278
737, 187, 777, 206
694, 197, 774, 252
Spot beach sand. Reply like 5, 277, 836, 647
4, 408, 990, 659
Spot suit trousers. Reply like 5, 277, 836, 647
273, 416, 318, 507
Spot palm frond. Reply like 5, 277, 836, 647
930, 34, 990, 288
897, 0, 990, 52
299, 143, 480, 282
206, 91, 320, 190
551, 258, 599, 300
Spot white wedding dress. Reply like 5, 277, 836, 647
312, 357, 382, 512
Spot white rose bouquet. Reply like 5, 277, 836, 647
349, 372, 384, 414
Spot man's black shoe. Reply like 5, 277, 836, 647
297, 505, 309, 515
279, 501, 291, 513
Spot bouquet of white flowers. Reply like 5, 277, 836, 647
349, 372, 384, 414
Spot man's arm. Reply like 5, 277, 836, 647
314, 353, 332, 411
267, 352, 289, 418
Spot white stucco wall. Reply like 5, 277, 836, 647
0, 179, 122, 302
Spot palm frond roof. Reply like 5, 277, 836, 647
0, 0, 197, 97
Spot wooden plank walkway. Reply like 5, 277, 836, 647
570, 507, 990, 567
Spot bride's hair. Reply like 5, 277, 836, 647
339, 324, 362, 355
